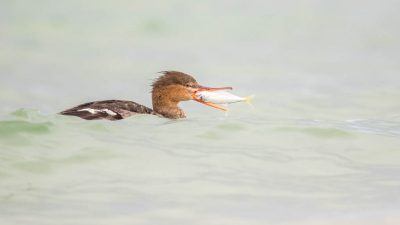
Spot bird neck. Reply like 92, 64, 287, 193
152, 88, 186, 119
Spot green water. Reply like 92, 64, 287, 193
1, 0, 400, 224
1, 106, 400, 224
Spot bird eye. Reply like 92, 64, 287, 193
185, 83, 190, 87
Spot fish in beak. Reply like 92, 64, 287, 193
193, 86, 233, 111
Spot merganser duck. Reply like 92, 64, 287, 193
58, 71, 232, 120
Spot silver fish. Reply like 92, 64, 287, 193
193, 91, 254, 111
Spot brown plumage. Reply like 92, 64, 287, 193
58, 71, 231, 120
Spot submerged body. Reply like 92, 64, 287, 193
58, 100, 160, 121
58, 71, 232, 120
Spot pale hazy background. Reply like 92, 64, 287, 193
1, 0, 399, 116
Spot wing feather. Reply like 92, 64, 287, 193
58, 100, 160, 121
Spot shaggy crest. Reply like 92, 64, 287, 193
151, 71, 199, 89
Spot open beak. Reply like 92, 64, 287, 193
193, 85, 233, 111
197, 85, 232, 92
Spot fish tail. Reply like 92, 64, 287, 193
244, 95, 255, 107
